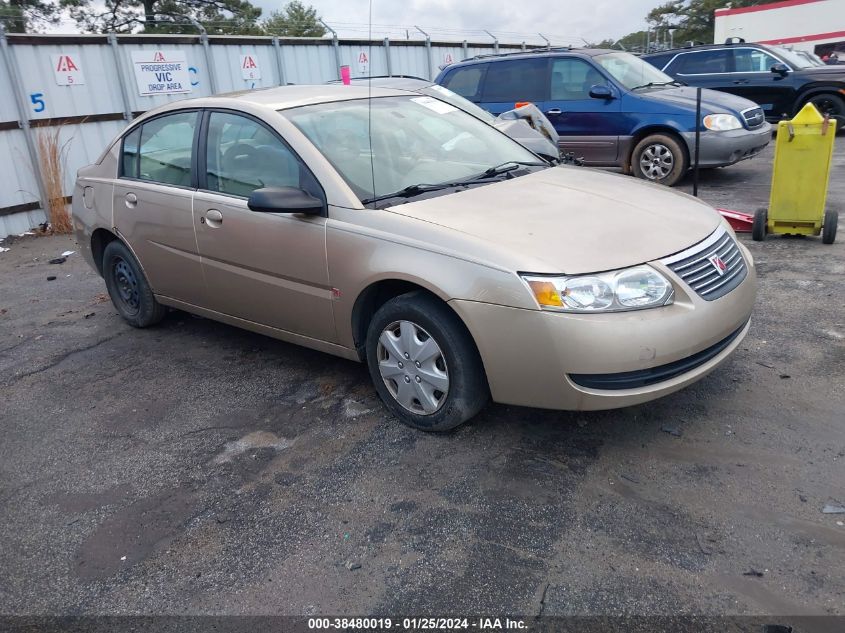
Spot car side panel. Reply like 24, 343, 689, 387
324, 206, 537, 353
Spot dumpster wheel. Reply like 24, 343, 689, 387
822, 209, 838, 245
752, 207, 768, 242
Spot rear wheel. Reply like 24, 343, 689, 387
365, 292, 488, 432
630, 133, 688, 187
807, 93, 845, 131
822, 209, 838, 244
752, 207, 768, 242
103, 240, 166, 328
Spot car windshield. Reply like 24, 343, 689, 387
771, 46, 814, 69
281, 95, 541, 203
419, 84, 496, 124
595, 51, 675, 90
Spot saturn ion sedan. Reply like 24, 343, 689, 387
72, 85, 757, 431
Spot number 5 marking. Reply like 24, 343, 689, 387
30, 92, 46, 113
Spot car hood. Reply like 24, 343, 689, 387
793, 66, 845, 79
385, 166, 722, 275
644, 85, 759, 114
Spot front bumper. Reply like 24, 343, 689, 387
449, 241, 757, 411
681, 123, 772, 168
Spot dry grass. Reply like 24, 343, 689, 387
35, 124, 73, 234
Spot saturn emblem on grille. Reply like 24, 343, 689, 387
708, 254, 728, 276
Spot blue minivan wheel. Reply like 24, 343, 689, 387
630, 133, 688, 187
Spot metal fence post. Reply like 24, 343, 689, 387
462, 39, 468, 60
272, 36, 287, 86
0, 24, 48, 212
415, 26, 432, 80
383, 37, 391, 76
198, 31, 218, 94
539, 33, 551, 49
108, 33, 134, 121
319, 19, 341, 80
484, 29, 499, 54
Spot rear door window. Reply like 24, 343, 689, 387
132, 111, 198, 187
480, 58, 549, 103
441, 66, 485, 101
670, 50, 731, 75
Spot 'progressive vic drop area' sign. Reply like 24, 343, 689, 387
131, 50, 192, 96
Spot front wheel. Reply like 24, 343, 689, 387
822, 209, 838, 244
365, 292, 488, 432
630, 133, 688, 187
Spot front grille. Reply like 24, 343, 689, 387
741, 106, 765, 129
569, 320, 748, 390
661, 228, 747, 301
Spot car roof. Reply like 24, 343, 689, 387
446, 47, 615, 67
161, 84, 413, 111
643, 41, 774, 58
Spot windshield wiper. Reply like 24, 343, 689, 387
361, 161, 547, 206
361, 179, 500, 205
631, 80, 684, 90
472, 160, 548, 180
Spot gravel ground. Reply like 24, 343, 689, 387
0, 141, 843, 621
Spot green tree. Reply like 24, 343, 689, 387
263, 1, 325, 37
594, 0, 785, 53
59, 0, 263, 34
0, 0, 59, 33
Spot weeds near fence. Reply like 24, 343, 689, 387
35, 124, 73, 234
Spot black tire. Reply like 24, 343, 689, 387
822, 209, 838, 244
806, 93, 845, 131
365, 291, 488, 432
630, 133, 688, 187
752, 207, 768, 242
102, 240, 166, 328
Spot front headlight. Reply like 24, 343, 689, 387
703, 113, 742, 131
521, 265, 674, 313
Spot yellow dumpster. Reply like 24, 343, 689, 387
753, 103, 838, 244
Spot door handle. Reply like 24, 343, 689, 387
124, 192, 137, 207
546, 108, 562, 115
732, 79, 749, 85
202, 209, 223, 227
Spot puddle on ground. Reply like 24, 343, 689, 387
211, 430, 294, 465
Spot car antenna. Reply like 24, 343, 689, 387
368, 0, 376, 208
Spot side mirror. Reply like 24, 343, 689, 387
771, 63, 790, 76
589, 85, 614, 100
247, 187, 324, 215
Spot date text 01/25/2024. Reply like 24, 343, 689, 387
307, 618, 527, 630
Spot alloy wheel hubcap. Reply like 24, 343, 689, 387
113, 258, 140, 314
640, 143, 674, 180
377, 320, 449, 415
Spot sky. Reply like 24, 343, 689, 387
253, 0, 661, 46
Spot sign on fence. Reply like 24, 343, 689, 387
240, 54, 261, 81
357, 50, 369, 75
131, 50, 192, 96
52, 54, 85, 86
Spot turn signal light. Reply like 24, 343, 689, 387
527, 280, 563, 307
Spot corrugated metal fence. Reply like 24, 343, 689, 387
0, 31, 523, 238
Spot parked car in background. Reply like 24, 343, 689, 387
71, 85, 756, 431
435, 48, 771, 186
643, 40, 845, 127
329, 75, 561, 162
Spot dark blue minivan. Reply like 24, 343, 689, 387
435, 49, 772, 186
